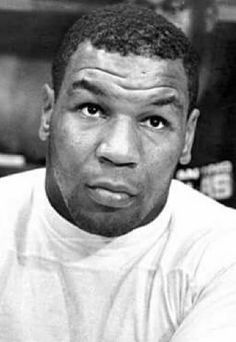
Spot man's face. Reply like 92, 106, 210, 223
40, 42, 198, 237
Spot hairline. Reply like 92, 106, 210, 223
52, 4, 199, 114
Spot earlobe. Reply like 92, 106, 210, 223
39, 84, 55, 142
180, 109, 200, 165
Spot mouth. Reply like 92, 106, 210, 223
86, 182, 137, 209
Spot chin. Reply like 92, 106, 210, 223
70, 208, 143, 237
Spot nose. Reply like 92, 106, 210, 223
96, 116, 141, 167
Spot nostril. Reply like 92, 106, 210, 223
98, 156, 114, 165
98, 155, 137, 168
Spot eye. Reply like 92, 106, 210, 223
141, 116, 167, 130
78, 103, 103, 118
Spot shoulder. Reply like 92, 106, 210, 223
169, 179, 236, 231
0, 168, 46, 228
0, 168, 45, 200
0, 168, 46, 277
163, 180, 236, 282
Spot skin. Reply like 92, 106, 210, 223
39, 41, 199, 237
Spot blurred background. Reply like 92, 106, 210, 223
0, 0, 235, 207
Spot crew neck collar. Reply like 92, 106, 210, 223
35, 169, 172, 257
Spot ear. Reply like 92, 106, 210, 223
39, 84, 55, 142
179, 109, 200, 165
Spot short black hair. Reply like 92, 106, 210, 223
52, 4, 199, 113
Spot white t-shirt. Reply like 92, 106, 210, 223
1, 168, 236, 342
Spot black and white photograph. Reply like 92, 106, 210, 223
0, 0, 235, 341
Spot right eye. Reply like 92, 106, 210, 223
141, 115, 168, 131
77, 103, 103, 118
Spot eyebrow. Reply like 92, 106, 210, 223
71, 79, 107, 97
70, 79, 184, 109
151, 94, 183, 110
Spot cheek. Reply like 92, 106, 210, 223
144, 138, 183, 189
51, 116, 97, 172
50, 118, 97, 200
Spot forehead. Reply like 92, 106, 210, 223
63, 41, 188, 95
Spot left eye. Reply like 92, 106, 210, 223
142, 116, 166, 130
79, 103, 102, 117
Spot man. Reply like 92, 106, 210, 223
130, 0, 236, 208
0, 4, 236, 341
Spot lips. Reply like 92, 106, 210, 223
87, 181, 137, 208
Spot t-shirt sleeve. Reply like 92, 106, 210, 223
170, 229, 236, 342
